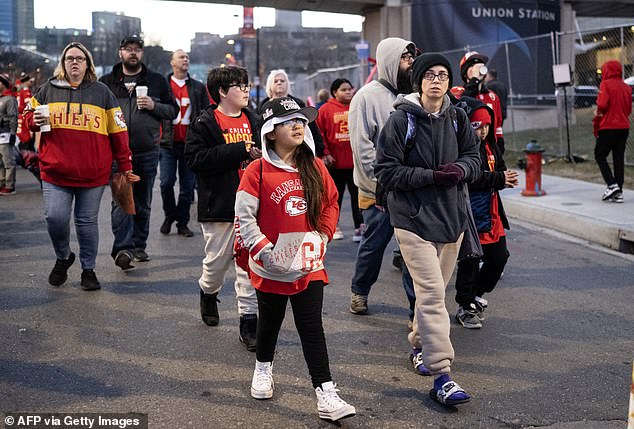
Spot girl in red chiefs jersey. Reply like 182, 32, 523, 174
234, 97, 356, 422
453, 98, 518, 329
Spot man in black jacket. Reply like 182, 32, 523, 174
100, 35, 178, 270
159, 49, 210, 238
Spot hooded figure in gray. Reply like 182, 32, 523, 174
349, 37, 416, 207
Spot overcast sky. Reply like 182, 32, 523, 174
33, 0, 363, 51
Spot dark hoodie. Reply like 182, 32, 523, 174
375, 93, 480, 243
595, 60, 632, 131
100, 63, 178, 154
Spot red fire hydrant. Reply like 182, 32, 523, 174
521, 140, 546, 196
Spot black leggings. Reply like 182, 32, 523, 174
256, 281, 331, 388
595, 129, 628, 190
455, 236, 509, 307
328, 168, 363, 228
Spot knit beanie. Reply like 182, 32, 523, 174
470, 107, 491, 129
411, 53, 453, 93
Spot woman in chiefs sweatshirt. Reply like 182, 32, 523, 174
234, 96, 356, 422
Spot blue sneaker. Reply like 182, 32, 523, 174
430, 374, 471, 406
410, 348, 431, 376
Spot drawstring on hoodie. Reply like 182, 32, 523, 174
65, 84, 83, 115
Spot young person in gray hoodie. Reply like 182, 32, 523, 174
375, 53, 481, 406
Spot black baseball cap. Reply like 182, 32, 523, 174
260, 97, 318, 135
120, 35, 144, 49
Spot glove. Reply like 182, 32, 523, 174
433, 163, 465, 187
463, 78, 480, 97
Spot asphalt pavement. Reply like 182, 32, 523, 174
1, 167, 633, 429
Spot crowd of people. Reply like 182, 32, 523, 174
1, 33, 629, 421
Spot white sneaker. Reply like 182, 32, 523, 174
332, 227, 344, 240
602, 184, 620, 201
251, 361, 273, 399
352, 223, 365, 242
315, 381, 356, 421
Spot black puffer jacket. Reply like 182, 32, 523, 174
100, 63, 178, 154
184, 105, 260, 222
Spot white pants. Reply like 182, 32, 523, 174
395, 228, 463, 376
199, 222, 257, 315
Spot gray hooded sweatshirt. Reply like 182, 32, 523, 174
349, 37, 414, 207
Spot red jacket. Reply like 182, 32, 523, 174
595, 60, 632, 133
24, 79, 132, 187
316, 98, 353, 169
451, 86, 504, 140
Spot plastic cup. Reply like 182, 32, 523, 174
35, 105, 51, 132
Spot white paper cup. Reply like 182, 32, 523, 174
135, 86, 148, 109
35, 105, 51, 132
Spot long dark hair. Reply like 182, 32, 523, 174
294, 143, 324, 232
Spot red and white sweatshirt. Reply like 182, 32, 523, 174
315, 97, 353, 169
234, 125, 339, 295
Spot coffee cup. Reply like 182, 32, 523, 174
135, 86, 148, 109
35, 105, 51, 132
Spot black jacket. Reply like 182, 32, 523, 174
160, 73, 210, 148
375, 93, 481, 243
184, 105, 260, 222
100, 63, 178, 154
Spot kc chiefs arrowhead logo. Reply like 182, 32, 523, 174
285, 196, 307, 216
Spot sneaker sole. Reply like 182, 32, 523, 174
455, 315, 482, 329
429, 389, 471, 406
81, 284, 101, 291
251, 387, 273, 399
318, 406, 356, 422
352, 236, 362, 242
349, 306, 368, 315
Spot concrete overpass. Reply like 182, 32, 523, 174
169, 0, 634, 60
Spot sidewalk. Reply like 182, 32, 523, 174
503, 171, 634, 253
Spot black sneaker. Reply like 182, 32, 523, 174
80, 269, 101, 291
602, 184, 620, 201
48, 252, 76, 286
160, 217, 174, 234
114, 250, 135, 271
200, 290, 219, 326
239, 314, 257, 352
176, 223, 194, 237
132, 248, 150, 262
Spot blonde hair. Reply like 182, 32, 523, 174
265, 69, 289, 99
54, 42, 98, 84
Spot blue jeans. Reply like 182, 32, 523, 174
111, 149, 159, 257
351, 205, 416, 320
42, 181, 106, 270
159, 143, 195, 226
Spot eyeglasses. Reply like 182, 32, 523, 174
64, 56, 86, 63
401, 53, 414, 62
279, 118, 307, 128
121, 47, 143, 53
423, 71, 450, 82
229, 83, 252, 92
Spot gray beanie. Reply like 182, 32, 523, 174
411, 52, 453, 93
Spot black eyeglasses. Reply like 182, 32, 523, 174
229, 83, 252, 92
401, 53, 414, 62
121, 47, 143, 53
64, 56, 86, 63
423, 71, 450, 82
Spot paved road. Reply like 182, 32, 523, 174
1, 169, 633, 429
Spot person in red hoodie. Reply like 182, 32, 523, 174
593, 60, 632, 203
316, 78, 363, 241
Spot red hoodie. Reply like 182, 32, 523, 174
594, 60, 632, 133
316, 97, 353, 169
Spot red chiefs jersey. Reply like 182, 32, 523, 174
451, 86, 504, 139
170, 77, 190, 142
234, 157, 339, 295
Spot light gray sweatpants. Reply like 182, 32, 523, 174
395, 228, 463, 376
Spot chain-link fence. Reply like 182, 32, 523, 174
304, 24, 634, 165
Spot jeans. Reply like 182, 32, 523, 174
351, 205, 416, 320
595, 129, 627, 190
159, 143, 195, 226
111, 149, 159, 257
256, 281, 332, 388
42, 181, 106, 270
